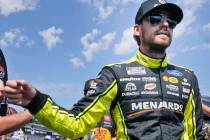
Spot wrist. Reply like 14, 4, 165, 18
24, 90, 48, 114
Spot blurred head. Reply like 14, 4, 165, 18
84, 79, 96, 96
0, 80, 4, 101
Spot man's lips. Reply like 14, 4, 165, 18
157, 31, 170, 37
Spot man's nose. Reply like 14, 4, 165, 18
162, 19, 169, 28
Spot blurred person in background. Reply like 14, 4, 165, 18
203, 103, 210, 117
82, 79, 116, 140
0, 81, 32, 136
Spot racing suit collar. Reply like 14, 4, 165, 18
135, 50, 168, 68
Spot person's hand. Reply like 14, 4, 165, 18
4, 80, 37, 106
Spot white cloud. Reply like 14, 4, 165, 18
98, 5, 114, 20
78, 0, 91, 4
203, 23, 210, 32
167, 52, 177, 61
81, 29, 116, 61
181, 43, 210, 53
0, 28, 34, 48
166, 43, 210, 58
173, 10, 195, 38
0, 0, 39, 16
174, 0, 205, 38
38, 26, 63, 50
78, 0, 138, 22
70, 57, 85, 68
34, 82, 75, 96
200, 88, 210, 97
177, 0, 204, 9
33, 82, 82, 108
114, 0, 138, 5
114, 27, 136, 55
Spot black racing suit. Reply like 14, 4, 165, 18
26, 50, 204, 140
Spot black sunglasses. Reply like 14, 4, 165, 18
148, 14, 177, 29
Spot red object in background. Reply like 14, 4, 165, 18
7, 107, 18, 115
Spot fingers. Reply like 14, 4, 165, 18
5, 80, 30, 93
5, 92, 22, 99
4, 80, 36, 106
4, 87, 23, 105
6, 80, 27, 88
4, 80, 27, 106
7, 98, 23, 106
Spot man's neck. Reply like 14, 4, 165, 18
139, 46, 166, 59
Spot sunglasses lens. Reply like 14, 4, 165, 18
167, 18, 177, 29
149, 15, 162, 25
148, 15, 177, 29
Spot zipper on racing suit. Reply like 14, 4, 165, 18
158, 57, 165, 139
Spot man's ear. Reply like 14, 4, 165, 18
133, 24, 141, 36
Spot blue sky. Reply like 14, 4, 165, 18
0, 0, 210, 109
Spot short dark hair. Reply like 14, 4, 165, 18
133, 19, 143, 46
133, 34, 141, 46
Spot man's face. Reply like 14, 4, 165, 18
0, 80, 4, 101
0, 91, 2, 102
135, 10, 177, 52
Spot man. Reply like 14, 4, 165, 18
0, 80, 32, 136
203, 103, 210, 117
202, 103, 210, 140
4, 0, 204, 139
0, 110, 32, 136
0, 48, 32, 136
202, 96, 210, 117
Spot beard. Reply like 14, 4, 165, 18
141, 28, 172, 54
146, 41, 169, 53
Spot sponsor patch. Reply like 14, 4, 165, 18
166, 84, 179, 92
167, 91, 179, 97
141, 91, 159, 95
167, 70, 183, 77
182, 78, 191, 86
182, 94, 189, 99
182, 82, 191, 87
183, 87, 191, 94
125, 82, 137, 91
126, 67, 146, 75
89, 81, 97, 89
120, 77, 141, 82
86, 89, 96, 96
131, 101, 183, 112
142, 77, 157, 82
163, 75, 169, 81
122, 91, 140, 96
144, 83, 157, 90
168, 77, 179, 84
183, 78, 188, 82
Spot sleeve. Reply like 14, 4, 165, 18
25, 67, 118, 139
182, 74, 204, 140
